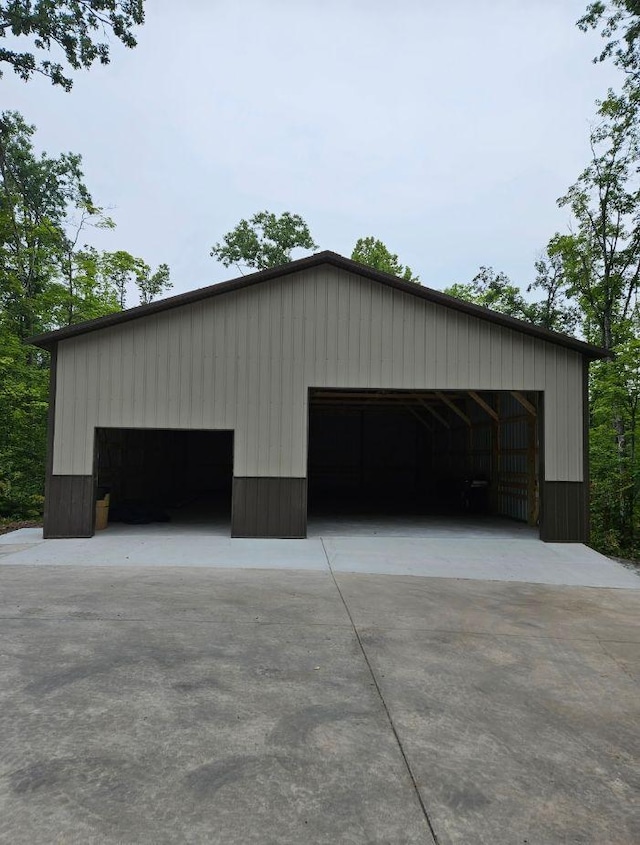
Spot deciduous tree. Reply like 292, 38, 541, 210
211, 211, 318, 272
351, 236, 419, 283
0, 0, 145, 91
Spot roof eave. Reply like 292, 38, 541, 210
25, 250, 611, 360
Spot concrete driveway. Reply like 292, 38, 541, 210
0, 553, 638, 844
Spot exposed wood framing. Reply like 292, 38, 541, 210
491, 393, 501, 513
527, 414, 539, 526
510, 391, 537, 417
404, 404, 433, 433
435, 392, 471, 426
416, 398, 450, 428
467, 390, 499, 422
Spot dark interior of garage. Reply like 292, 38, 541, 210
307, 389, 540, 527
94, 428, 233, 528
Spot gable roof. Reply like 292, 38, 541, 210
26, 250, 609, 359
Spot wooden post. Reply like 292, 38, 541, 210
527, 411, 538, 526
492, 393, 501, 515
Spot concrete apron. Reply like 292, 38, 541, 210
0, 565, 639, 845
0, 525, 638, 589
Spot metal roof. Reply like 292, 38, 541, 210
26, 250, 610, 359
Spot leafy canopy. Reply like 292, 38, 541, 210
443, 264, 576, 334
553, 90, 640, 349
579, 1, 640, 76
0, 110, 171, 518
351, 236, 419, 284
0, 0, 145, 91
211, 211, 319, 272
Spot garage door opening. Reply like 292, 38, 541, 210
307, 389, 540, 537
94, 428, 233, 534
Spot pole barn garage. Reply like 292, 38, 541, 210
28, 251, 608, 542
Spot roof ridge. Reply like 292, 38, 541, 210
26, 251, 610, 359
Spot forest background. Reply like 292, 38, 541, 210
1, 1, 639, 559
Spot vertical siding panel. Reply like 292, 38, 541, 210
289, 277, 306, 475
217, 296, 227, 428
412, 299, 426, 386
446, 309, 459, 388
455, 315, 469, 388
478, 322, 492, 388
49, 265, 589, 488
152, 318, 166, 427
142, 318, 157, 426
280, 278, 294, 477
200, 303, 214, 427
379, 286, 393, 384
424, 303, 437, 385
73, 342, 87, 474
402, 294, 415, 388
190, 305, 204, 428
324, 269, 338, 386
121, 326, 135, 426
267, 280, 281, 476
346, 274, 360, 383
434, 305, 447, 386
300, 275, 316, 470
512, 333, 524, 389
131, 324, 144, 427
571, 354, 584, 481
84, 340, 99, 473
390, 291, 404, 386
501, 330, 514, 389
177, 307, 191, 428
358, 278, 372, 387
52, 348, 65, 474
557, 350, 569, 481
490, 326, 502, 389
165, 315, 181, 427
336, 272, 350, 385
232, 289, 247, 473
522, 336, 535, 388
369, 280, 383, 386
465, 315, 478, 386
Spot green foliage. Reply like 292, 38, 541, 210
94, 250, 171, 308
579, 1, 640, 77
350, 237, 419, 283
0, 318, 47, 518
211, 211, 319, 271
443, 265, 576, 333
136, 261, 171, 305
589, 335, 640, 557
0, 111, 170, 521
0, 0, 145, 91
444, 267, 530, 319
527, 252, 579, 333
0, 111, 92, 338
555, 91, 640, 348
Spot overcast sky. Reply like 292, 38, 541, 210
3, 0, 620, 302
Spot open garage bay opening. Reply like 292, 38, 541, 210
94, 428, 233, 534
307, 389, 540, 538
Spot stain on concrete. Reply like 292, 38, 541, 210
268, 704, 370, 747
437, 781, 491, 812
9, 756, 134, 804
185, 755, 262, 797
172, 676, 220, 693
25, 658, 132, 695
10, 760, 61, 794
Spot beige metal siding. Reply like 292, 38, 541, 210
53, 265, 584, 481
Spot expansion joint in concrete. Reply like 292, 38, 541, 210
320, 539, 441, 845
